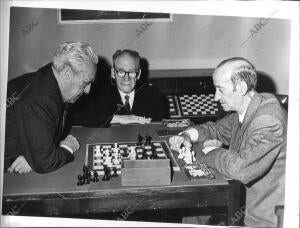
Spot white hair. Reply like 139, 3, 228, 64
52, 41, 98, 74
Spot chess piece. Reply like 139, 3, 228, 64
137, 134, 143, 146
191, 150, 196, 163
112, 166, 118, 177
77, 174, 83, 186
129, 146, 136, 160
145, 135, 152, 146
184, 147, 193, 164
93, 170, 99, 182
178, 147, 186, 159
151, 145, 158, 159
104, 149, 110, 157
113, 143, 119, 154
102, 166, 110, 181
113, 156, 120, 165
123, 147, 129, 158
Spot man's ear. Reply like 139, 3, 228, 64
111, 67, 115, 79
63, 66, 72, 80
136, 69, 141, 80
239, 80, 248, 96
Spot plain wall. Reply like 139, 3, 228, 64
8, 7, 291, 94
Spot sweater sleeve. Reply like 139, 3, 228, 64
194, 112, 235, 145
202, 114, 285, 184
16, 96, 74, 173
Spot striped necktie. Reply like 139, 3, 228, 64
124, 95, 131, 114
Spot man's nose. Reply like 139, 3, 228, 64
84, 84, 91, 94
123, 73, 131, 81
214, 90, 220, 102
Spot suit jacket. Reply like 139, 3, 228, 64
196, 92, 287, 227
70, 81, 170, 127
5, 63, 74, 173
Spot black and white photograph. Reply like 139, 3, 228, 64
0, 1, 299, 227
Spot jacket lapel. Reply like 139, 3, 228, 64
231, 92, 263, 152
240, 92, 262, 132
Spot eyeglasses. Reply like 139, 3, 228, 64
114, 69, 139, 79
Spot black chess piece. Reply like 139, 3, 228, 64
93, 170, 99, 182
123, 148, 129, 158
112, 166, 118, 177
142, 149, 147, 159
145, 135, 152, 146
102, 166, 111, 181
107, 167, 111, 180
137, 134, 143, 146
151, 145, 158, 159
77, 175, 83, 186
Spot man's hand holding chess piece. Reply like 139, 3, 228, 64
111, 115, 151, 124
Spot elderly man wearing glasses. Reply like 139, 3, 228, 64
71, 49, 169, 126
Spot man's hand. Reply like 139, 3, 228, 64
111, 115, 151, 124
59, 135, 80, 153
169, 133, 192, 152
7, 156, 32, 174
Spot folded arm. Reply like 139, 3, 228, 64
16, 97, 74, 173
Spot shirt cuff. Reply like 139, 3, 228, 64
179, 128, 199, 142
60, 144, 74, 154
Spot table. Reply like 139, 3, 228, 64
2, 123, 241, 225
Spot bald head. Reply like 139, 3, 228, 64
214, 57, 257, 92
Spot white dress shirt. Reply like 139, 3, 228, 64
118, 89, 135, 110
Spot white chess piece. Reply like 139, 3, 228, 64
95, 145, 101, 156
104, 149, 110, 157
103, 155, 112, 167
184, 147, 193, 164
191, 150, 196, 163
129, 146, 136, 160
178, 148, 184, 159
113, 143, 119, 153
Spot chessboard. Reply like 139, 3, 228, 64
85, 140, 180, 177
178, 94, 218, 117
166, 94, 219, 118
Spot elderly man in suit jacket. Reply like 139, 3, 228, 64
5, 41, 98, 174
169, 57, 287, 227
70, 49, 169, 127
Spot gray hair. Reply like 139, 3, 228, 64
52, 41, 98, 74
112, 49, 140, 69
215, 57, 257, 92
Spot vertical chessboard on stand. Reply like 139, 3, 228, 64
167, 93, 220, 119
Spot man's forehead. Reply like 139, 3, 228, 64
213, 66, 232, 83
213, 60, 247, 82
115, 54, 138, 68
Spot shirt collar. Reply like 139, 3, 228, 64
239, 107, 247, 123
118, 89, 135, 105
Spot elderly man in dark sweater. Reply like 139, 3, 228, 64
169, 57, 287, 227
5, 41, 98, 174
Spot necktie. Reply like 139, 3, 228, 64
124, 95, 131, 114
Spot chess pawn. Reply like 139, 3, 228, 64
129, 146, 136, 160
178, 148, 184, 159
